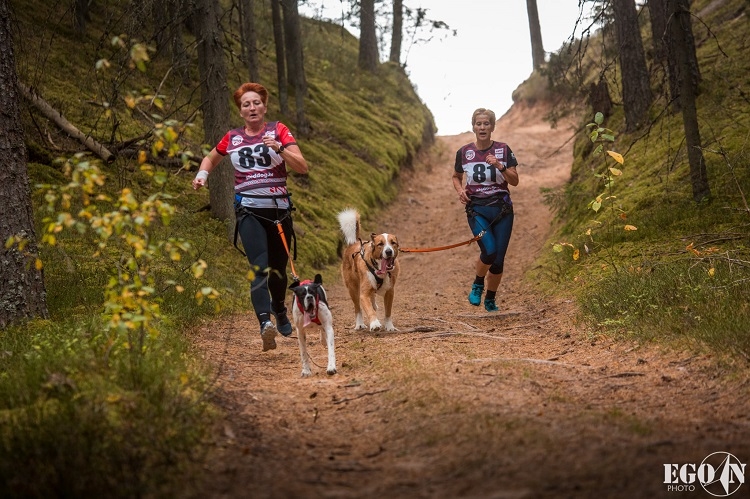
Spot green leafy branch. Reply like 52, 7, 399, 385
32, 154, 219, 383
553, 112, 637, 273
96, 36, 199, 172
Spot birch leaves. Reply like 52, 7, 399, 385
586, 112, 636, 233
553, 112, 637, 265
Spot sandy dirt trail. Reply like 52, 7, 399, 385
188, 102, 750, 499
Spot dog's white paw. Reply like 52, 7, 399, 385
369, 319, 382, 331
301, 368, 312, 378
326, 367, 337, 375
354, 313, 367, 330
384, 320, 397, 332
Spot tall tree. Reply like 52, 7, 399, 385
647, 0, 678, 105
271, 0, 289, 116
588, 78, 613, 119
239, 0, 260, 82
674, 0, 701, 92
152, 0, 169, 54
194, 0, 234, 226
167, 0, 191, 83
73, 0, 90, 33
526, 0, 545, 69
282, 0, 300, 88
281, 0, 309, 135
389, 0, 403, 64
648, 0, 669, 65
0, 0, 48, 327
358, 0, 378, 71
649, 0, 700, 111
668, 0, 710, 202
612, 0, 652, 131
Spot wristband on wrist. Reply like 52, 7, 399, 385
195, 170, 209, 181
278, 144, 286, 153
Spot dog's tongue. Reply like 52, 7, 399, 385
303, 311, 314, 327
379, 258, 388, 274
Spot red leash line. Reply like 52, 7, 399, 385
400, 232, 483, 253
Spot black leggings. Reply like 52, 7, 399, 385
236, 208, 294, 325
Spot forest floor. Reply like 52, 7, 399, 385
185, 102, 750, 498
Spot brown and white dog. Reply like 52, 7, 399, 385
290, 274, 336, 377
337, 208, 400, 331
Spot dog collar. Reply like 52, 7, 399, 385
357, 242, 390, 289
364, 256, 386, 289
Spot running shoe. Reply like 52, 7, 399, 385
260, 321, 278, 352
275, 309, 293, 337
469, 283, 484, 306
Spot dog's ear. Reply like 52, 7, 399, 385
316, 284, 329, 306
370, 232, 377, 242
289, 280, 300, 289
314, 274, 323, 285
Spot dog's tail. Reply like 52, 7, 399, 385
337, 208, 360, 245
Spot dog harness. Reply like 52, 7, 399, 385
354, 243, 391, 289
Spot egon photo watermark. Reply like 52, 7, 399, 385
664, 452, 746, 496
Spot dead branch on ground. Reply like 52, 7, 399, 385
18, 82, 115, 163
332, 388, 390, 405
459, 357, 595, 368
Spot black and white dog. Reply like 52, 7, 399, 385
290, 274, 337, 377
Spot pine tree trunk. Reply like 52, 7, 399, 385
677, 0, 701, 92
282, 0, 298, 88
358, 0, 378, 71
195, 0, 234, 229
612, 0, 653, 131
271, 0, 289, 115
661, 0, 701, 111
526, 0, 545, 69
152, 0, 168, 54
389, 0, 402, 64
281, 0, 308, 135
648, 0, 678, 105
0, 0, 48, 327
73, 0, 89, 33
239, 0, 260, 82
668, 0, 710, 202
168, 0, 190, 83
588, 79, 613, 119
648, 0, 669, 65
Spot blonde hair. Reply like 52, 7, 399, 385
471, 108, 496, 126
